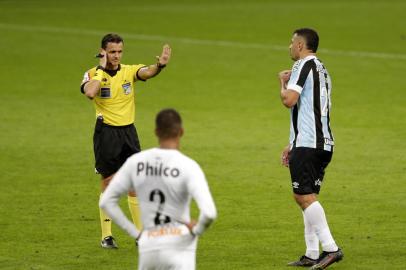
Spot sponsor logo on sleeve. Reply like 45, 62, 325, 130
292, 59, 302, 72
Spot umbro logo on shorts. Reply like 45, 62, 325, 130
315, 179, 322, 186
292, 182, 299, 189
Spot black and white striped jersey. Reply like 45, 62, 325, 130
287, 55, 334, 152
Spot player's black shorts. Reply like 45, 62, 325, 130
288, 147, 333, 195
93, 116, 141, 178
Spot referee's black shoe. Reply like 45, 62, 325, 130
311, 249, 344, 269
101, 236, 118, 249
287, 255, 317, 266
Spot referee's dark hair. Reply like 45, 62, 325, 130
101, 33, 124, 49
294, 28, 319, 53
155, 108, 183, 139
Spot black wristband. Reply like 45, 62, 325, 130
157, 62, 166, 69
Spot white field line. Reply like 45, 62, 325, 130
1, 23, 405, 60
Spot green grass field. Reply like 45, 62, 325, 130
1, 0, 405, 269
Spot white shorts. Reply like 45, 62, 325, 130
139, 249, 196, 270
137, 223, 198, 270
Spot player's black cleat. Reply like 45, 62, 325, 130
101, 236, 118, 249
311, 248, 344, 269
287, 255, 317, 267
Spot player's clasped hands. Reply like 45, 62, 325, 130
278, 70, 292, 84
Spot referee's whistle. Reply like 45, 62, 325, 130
95, 53, 104, 58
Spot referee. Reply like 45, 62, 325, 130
278, 28, 343, 269
80, 33, 171, 249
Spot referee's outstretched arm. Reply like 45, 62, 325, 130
137, 44, 172, 80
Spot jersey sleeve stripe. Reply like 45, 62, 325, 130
287, 84, 303, 93
310, 61, 324, 149
296, 61, 313, 88
136, 66, 148, 81
80, 81, 88, 94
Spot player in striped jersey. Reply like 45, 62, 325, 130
278, 28, 343, 269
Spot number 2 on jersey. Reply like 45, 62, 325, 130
321, 87, 331, 117
149, 189, 171, 225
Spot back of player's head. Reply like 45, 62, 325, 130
101, 33, 124, 49
155, 108, 183, 139
294, 28, 319, 53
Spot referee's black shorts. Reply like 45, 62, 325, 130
288, 147, 333, 195
93, 117, 141, 178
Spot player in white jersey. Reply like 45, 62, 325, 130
100, 108, 217, 270
278, 28, 343, 270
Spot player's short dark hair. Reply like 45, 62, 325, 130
294, 28, 319, 53
156, 109, 183, 139
101, 33, 124, 49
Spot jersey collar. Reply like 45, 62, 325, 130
104, 64, 121, 77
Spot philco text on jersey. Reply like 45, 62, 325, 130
137, 162, 180, 178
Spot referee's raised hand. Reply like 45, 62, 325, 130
156, 44, 171, 66
99, 48, 107, 69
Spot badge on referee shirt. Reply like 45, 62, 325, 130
122, 82, 132, 95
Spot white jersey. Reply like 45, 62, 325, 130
100, 147, 217, 253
